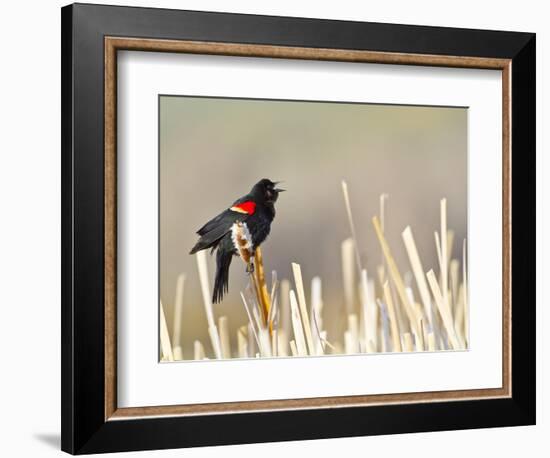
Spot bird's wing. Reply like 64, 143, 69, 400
190, 200, 257, 254
197, 197, 256, 234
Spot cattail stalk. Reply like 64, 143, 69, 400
253, 246, 272, 331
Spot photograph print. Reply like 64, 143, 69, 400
159, 95, 468, 361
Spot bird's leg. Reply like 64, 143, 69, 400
246, 256, 255, 274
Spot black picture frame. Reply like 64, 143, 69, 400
61, 3, 535, 454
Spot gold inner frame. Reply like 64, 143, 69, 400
104, 37, 512, 421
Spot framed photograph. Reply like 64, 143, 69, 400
61, 3, 535, 454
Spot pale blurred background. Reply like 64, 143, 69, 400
160, 95, 467, 359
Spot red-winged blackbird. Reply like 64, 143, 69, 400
190, 178, 285, 303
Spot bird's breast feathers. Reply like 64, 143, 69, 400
230, 201, 256, 215
231, 221, 254, 263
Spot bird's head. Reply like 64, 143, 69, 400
251, 178, 285, 204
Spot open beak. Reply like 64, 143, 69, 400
274, 181, 285, 192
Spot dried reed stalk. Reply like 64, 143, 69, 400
194, 340, 205, 360
372, 216, 421, 339
310, 276, 325, 355
403, 333, 414, 352
289, 340, 298, 356
172, 273, 185, 360
341, 238, 357, 315
292, 263, 315, 355
347, 313, 360, 353
362, 270, 378, 353
439, 199, 450, 328
427, 332, 436, 351
402, 226, 433, 328
382, 281, 402, 352
218, 316, 231, 358
237, 326, 248, 358
159, 301, 174, 361
426, 270, 461, 349
455, 284, 466, 344
277, 331, 289, 357
341, 182, 370, 334
450, 259, 460, 310
172, 274, 185, 342
196, 251, 222, 359
462, 239, 469, 345
280, 279, 291, 341
239, 292, 262, 354
289, 289, 308, 356
341, 181, 363, 273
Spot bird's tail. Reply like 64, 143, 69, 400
213, 249, 232, 303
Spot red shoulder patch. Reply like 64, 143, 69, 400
230, 201, 256, 215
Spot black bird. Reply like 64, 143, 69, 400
189, 178, 285, 303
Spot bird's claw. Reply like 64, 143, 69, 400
246, 262, 255, 274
